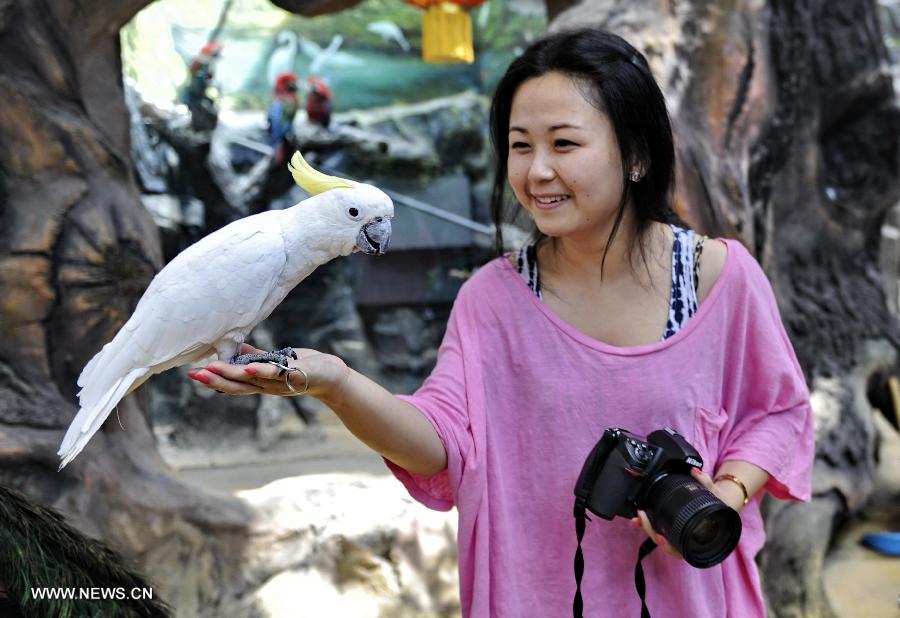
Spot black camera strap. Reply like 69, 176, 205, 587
633, 538, 658, 618
573, 504, 658, 618
573, 509, 588, 617
572, 507, 587, 618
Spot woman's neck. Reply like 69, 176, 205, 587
540, 213, 656, 284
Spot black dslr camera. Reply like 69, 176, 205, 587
574, 427, 741, 568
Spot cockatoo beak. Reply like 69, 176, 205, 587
356, 217, 392, 255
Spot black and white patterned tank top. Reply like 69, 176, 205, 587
515, 225, 706, 340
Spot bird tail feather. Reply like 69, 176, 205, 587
76, 321, 139, 392
58, 367, 149, 469
76, 346, 105, 391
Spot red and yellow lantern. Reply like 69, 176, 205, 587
405, 0, 488, 64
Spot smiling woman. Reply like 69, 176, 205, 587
191, 28, 814, 618
506, 72, 626, 245
489, 29, 679, 275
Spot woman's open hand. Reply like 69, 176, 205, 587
186, 343, 349, 400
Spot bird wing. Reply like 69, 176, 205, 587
77, 214, 290, 402
60, 215, 292, 468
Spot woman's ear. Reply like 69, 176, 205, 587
628, 158, 648, 182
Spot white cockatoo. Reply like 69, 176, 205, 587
58, 152, 393, 469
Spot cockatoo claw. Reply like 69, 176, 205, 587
229, 347, 297, 369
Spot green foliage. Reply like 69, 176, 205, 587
473, 0, 542, 51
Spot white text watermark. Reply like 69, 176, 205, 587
29, 587, 153, 601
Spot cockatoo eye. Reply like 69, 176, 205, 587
348, 207, 361, 219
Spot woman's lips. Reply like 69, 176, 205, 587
532, 195, 570, 210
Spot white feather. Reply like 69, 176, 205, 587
58, 185, 393, 468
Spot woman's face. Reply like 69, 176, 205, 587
507, 71, 627, 244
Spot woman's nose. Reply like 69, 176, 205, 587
527, 151, 556, 181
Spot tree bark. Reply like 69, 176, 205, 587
551, 1, 899, 616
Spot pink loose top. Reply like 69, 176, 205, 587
386, 239, 814, 618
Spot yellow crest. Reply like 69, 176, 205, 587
287, 151, 354, 196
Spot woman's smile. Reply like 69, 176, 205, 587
530, 193, 572, 209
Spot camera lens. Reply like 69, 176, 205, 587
680, 507, 740, 566
643, 473, 742, 568
689, 516, 720, 546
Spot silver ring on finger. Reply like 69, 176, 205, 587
285, 367, 309, 396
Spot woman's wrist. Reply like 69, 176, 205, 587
711, 461, 769, 513
307, 355, 351, 404
713, 476, 749, 512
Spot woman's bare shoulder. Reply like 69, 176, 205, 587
697, 238, 728, 303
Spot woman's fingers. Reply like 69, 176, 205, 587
691, 467, 716, 490
211, 360, 282, 381
187, 368, 265, 395
635, 509, 655, 540
633, 510, 683, 559
692, 467, 732, 505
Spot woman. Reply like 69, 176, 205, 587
191, 28, 813, 618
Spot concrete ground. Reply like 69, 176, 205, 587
825, 519, 900, 618
824, 413, 900, 618
168, 406, 389, 493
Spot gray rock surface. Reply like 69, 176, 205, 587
235, 475, 459, 618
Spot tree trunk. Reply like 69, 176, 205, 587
552, 1, 899, 616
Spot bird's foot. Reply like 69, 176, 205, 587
230, 347, 298, 372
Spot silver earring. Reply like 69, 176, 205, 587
630, 170, 641, 182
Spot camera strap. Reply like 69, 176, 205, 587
633, 538, 658, 618
573, 509, 588, 617
573, 506, 658, 618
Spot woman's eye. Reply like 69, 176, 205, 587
510, 142, 530, 150
555, 139, 577, 148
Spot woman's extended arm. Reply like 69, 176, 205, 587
189, 344, 448, 476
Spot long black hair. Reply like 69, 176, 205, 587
489, 28, 680, 270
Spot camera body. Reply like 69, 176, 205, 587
574, 427, 741, 568
575, 427, 703, 520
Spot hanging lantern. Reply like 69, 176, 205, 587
405, 0, 488, 64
